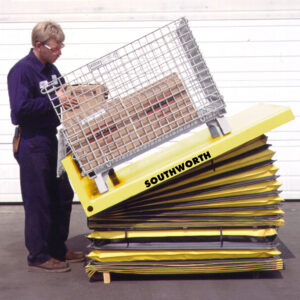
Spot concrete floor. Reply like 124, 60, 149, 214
0, 202, 299, 300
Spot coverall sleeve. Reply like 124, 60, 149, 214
7, 64, 53, 125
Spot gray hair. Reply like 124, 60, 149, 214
31, 21, 65, 46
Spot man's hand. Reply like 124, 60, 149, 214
56, 85, 79, 110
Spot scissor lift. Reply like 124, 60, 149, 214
42, 18, 294, 283
61, 102, 294, 283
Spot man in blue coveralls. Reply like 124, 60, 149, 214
7, 21, 85, 272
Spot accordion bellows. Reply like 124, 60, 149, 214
84, 133, 284, 278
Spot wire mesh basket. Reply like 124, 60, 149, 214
42, 17, 227, 179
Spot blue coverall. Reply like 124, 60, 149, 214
7, 49, 74, 266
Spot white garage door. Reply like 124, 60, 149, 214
1, 0, 299, 202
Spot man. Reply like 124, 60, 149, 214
7, 21, 84, 272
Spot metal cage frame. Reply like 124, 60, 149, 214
42, 17, 231, 193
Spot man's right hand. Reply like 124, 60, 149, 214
56, 85, 79, 110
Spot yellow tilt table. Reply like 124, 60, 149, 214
62, 103, 294, 217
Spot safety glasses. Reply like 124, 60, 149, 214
43, 43, 65, 53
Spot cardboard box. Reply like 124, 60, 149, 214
62, 74, 198, 174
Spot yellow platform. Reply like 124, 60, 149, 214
62, 103, 294, 217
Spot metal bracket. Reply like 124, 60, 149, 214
206, 116, 231, 139
94, 171, 109, 194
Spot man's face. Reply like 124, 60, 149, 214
35, 38, 64, 64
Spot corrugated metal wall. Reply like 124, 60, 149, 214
1, 0, 299, 202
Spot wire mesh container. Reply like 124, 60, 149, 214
42, 17, 227, 178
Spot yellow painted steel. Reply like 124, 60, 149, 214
62, 103, 294, 217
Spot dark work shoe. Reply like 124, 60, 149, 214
66, 249, 85, 263
28, 258, 71, 273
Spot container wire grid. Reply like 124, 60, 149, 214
42, 17, 226, 177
